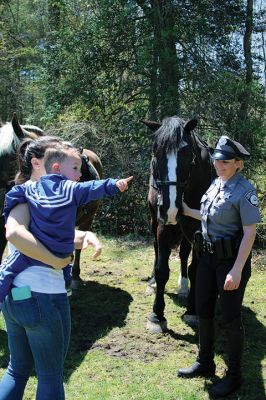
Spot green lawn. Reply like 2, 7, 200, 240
0, 236, 265, 400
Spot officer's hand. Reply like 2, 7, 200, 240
224, 268, 242, 291
182, 201, 190, 216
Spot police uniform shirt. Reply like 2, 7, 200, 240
200, 172, 261, 241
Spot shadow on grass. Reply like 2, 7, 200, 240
167, 291, 188, 309
0, 327, 8, 368
166, 293, 265, 399
204, 305, 266, 400
65, 281, 132, 380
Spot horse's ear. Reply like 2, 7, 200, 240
11, 112, 26, 139
140, 119, 162, 132
184, 118, 198, 133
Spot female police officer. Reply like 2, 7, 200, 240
177, 136, 261, 398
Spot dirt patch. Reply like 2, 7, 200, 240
253, 249, 266, 271
90, 325, 197, 362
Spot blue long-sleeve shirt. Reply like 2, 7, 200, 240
4, 174, 119, 255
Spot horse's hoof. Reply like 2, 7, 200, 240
146, 313, 167, 333
71, 280, 81, 290
175, 276, 189, 298
176, 291, 188, 300
182, 314, 199, 328
146, 319, 168, 333
145, 285, 156, 296
147, 276, 156, 289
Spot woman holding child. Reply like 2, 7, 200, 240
0, 136, 132, 400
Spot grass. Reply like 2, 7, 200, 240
0, 235, 265, 400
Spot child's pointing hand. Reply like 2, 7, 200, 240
116, 176, 133, 192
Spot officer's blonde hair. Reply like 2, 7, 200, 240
235, 158, 244, 172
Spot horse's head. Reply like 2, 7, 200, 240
0, 113, 44, 189
143, 116, 205, 225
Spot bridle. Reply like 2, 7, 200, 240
151, 131, 204, 190
151, 131, 213, 224
151, 156, 189, 190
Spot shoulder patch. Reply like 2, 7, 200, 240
244, 190, 258, 207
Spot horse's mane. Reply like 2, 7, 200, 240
22, 125, 44, 136
0, 123, 20, 156
153, 116, 185, 155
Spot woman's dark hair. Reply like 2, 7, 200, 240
15, 136, 65, 184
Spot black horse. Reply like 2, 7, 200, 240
0, 113, 102, 285
142, 116, 214, 333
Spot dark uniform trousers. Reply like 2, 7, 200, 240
195, 252, 251, 322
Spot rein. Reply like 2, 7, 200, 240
81, 154, 99, 181
156, 180, 187, 187
179, 133, 215, 242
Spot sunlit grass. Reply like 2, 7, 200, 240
0, 235, 265, 399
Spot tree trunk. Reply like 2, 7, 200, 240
151, 0, 180, 117
136, 0, 180, 118
238, 0, 253, 142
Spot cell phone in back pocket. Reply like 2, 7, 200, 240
11, 286, 32, 301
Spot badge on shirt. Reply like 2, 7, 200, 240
223, 192, 231, 200
245, 190, 259, 207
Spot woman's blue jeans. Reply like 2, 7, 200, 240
0, 291, 71, 400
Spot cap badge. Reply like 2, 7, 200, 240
218, 137, 227, 146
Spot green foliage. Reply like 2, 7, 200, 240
45, 110, 152, 235
0, 0, 265, 239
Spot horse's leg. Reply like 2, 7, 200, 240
72, 204, 97, 288
176, 237, 191, 298
147, 230, 171, 333
71, 248, 81, 289
145, 218, 158, 295
0, 215, 7, 263
182, 248, 199, 327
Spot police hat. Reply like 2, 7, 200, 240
211, 136, 250, 160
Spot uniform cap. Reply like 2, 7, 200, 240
211, 136, 250, 160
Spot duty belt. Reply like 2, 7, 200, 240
193, 231, 241, 259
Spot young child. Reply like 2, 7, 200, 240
0, 145, 133, 301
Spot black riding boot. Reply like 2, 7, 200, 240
209, 317, 243, 398
177, 318, 216, 378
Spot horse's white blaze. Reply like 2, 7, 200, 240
166, 151, 178, 225
0, 123, 20, 156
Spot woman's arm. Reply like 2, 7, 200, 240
182, 201, 201, 220
6, 203, 71, 269
6, 204, 102, 266
74, 230, 102, 259
224, 224, 257, 291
